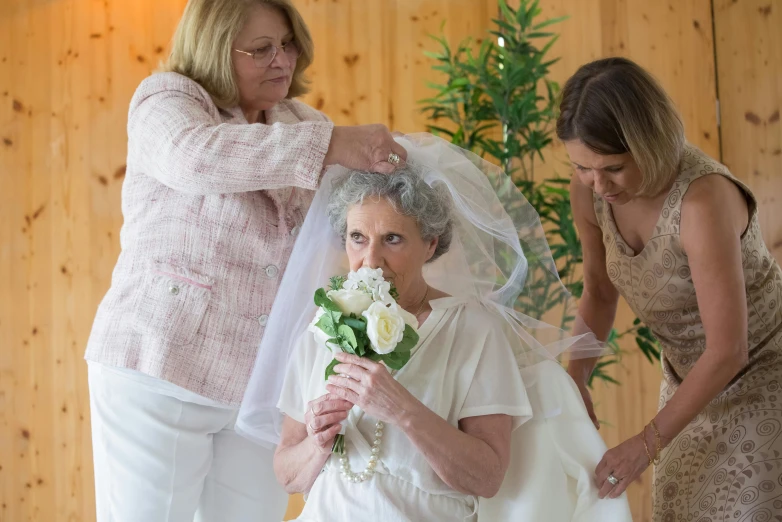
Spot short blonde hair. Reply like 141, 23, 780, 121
556, 58, 685, 197
161, 0, 314, 108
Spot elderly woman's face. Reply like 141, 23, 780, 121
345, 198, 438, 297
233, 4, 297, 115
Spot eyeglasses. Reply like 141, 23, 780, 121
234, 41, 300, 68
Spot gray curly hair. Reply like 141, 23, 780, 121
327, 167, 453, 262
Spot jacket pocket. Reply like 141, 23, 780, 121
131, 264, 213, 346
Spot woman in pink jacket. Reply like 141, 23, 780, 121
84, 1, 405, 520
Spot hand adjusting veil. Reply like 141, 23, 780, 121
236, 133, 607, 447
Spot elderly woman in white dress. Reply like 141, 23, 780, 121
239, 134, 633, 521
273, 169, 531, 520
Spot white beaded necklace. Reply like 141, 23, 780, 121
338, 368, 396, 483
337, 418, 386, 483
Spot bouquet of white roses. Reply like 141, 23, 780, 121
308, 267, 419, 454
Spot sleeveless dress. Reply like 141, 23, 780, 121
593, 144, 782, 522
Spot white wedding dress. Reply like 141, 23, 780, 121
277, 297, 633, 521
481, 360, 633, 520
278, 297, 530, 521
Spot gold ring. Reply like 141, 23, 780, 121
388, 152, 401, 165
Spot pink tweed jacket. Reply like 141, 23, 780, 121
84, 72, 334, 405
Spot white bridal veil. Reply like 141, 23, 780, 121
237, 133, 632, 520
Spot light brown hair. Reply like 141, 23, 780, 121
556, 57, 685, 196
161, 0, 314, 108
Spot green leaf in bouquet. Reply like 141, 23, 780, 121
343, 317, 367, 331
315, 312, 338, 338
395, 325, 420, 352
389, 285, 400, 301
354, 335, 367, 357
314, 288, 342, 315
339, 339, 357, 355
328, 275, 347, 292
338, 324, 358, 348
325, 358, 339, 380
379, 349, 412, 371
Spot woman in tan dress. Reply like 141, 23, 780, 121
560, 57, 782, 521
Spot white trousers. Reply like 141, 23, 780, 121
88, 363, 288, 522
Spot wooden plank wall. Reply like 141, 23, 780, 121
296, 0, 499, 133
714, 0, 782, 261
1, 1, 779, 521
1, 1, 191, 521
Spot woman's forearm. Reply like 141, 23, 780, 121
397, 402, 508, 498
567, 289, 618, 383
274, 437, 331, 494
652, 345, 747, 446
129, 83, 333, 195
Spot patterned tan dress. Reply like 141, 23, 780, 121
594, 144, 782, 522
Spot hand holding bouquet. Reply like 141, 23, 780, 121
308, 267, 419, 454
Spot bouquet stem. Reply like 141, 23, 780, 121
331, 434, 346, 455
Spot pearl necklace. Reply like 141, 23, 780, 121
338, 368, 399, 483
338, 419, 385, 483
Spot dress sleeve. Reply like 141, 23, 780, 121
127, 73, 334, 195
458, 325, 533, 430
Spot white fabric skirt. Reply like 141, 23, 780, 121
479, 360, 634, 521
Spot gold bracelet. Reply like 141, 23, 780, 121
641, 425, 655, 466
649, 419, 663, 465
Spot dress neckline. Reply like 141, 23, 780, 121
602, 181, 677, 261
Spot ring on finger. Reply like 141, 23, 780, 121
607, 474, 620, 486
388, 152, 401, 165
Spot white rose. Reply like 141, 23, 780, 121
327, 288, 374, 316
307, 308, 339, 350
362, 301, 407, 354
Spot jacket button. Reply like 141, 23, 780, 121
291, 226, 300, 237
168, 284, 180, 295
258, 315, 269, 326
265, 265, 279, 278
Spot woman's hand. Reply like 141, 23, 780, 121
326, 352, 419, 426
304, 393, 354, 455
595, 430, 653, 499
324, 124, 408, 174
